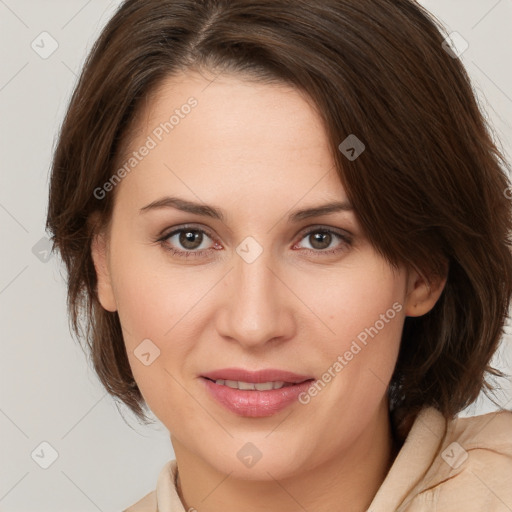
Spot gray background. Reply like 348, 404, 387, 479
1, 1, 511, 511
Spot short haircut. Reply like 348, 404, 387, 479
46, 0, 512, 437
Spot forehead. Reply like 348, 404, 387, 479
113, 70, 348, 211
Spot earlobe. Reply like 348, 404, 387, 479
404, 265, 448, 317
91, 231, 117, 312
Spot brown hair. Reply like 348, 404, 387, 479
46, 0, 512, 436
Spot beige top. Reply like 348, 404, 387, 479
124, 407, 512, 511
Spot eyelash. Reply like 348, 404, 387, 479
157, 224, 352, 259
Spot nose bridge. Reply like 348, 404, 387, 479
219, 242, 294, 347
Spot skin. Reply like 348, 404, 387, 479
92, 70, 446, 512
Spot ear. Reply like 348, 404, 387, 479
404, 263, 448, 317
90, 225, 117, 313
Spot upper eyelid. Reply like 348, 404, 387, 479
160, 224, 216, 242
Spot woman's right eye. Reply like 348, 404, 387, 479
159, 227, 219, 258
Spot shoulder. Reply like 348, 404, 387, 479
418, 409, 512, 511
369, 407, 512, 512
447, 408, 512, 449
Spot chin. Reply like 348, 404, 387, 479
202, 440, 312, 481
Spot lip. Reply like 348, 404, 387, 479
200, 368, 315, 418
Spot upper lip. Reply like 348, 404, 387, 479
201, 368, 314, 384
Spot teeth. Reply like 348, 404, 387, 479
255, 382, 274, 391
214, 379, 287, 390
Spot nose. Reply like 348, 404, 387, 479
215, 247, 296, 350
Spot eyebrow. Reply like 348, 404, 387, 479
139, 196, 353, 223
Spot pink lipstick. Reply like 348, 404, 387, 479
200, 368, 315, 417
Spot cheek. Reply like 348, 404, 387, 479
312, 259, 405, 394
319, 259, 404, 346
107, 242, 181, 371
112, 265, 198, 423
109, 232, 202, 349
113, 271, 172, 350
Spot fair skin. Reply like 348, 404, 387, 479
92, 70, 446, 512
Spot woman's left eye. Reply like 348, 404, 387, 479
294, 228, 351, 255
157, 226, 351, 259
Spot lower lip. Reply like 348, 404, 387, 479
201, 377, 314, 417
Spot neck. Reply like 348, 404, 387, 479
173, 399, 396, 512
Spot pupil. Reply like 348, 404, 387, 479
311, 232, 331, 249
180, 230, 202, 249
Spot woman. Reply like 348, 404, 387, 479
46, 0, 512, 510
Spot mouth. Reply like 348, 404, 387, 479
202, 378, 301, 391
201, 367, 314, 384
200, 368, 315, 417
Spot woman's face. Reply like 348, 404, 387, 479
93, 70, 436, 480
